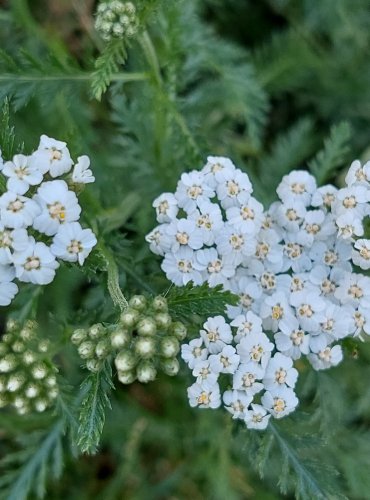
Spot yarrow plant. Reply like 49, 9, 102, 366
0, 135, 97, 307
147, 156, 370, 429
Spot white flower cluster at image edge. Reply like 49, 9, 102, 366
146, 155, 370, 429
0, 135, 96, 306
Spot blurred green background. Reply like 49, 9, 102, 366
1, 0, 370, 498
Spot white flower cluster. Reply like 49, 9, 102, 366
146, 156, 370, 429
0, 135, 97, 306
95, 1, 138, 41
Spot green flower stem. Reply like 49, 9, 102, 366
98, 243, 129, 312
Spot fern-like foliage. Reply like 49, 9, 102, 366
308, 121, 352, 184
0, 49, 84, 110
0, 420, 65, 500
77, 362, 115, 454
167, 282, 239, 319
91, 39, 128, 101
243, 420, 346, 500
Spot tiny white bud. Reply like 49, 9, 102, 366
134, 336, 156, 359
137, 317, 157, 336
160, 337, 180, 358
136, 361, 157, 383
115, 349, 138, 371
117, 370, 136, 384
31, 362, 48, 380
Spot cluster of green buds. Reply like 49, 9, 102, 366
114, 295, 187, 384
95, 1, 139, 41
0, 320, 58, 414
71, 323, 112, 373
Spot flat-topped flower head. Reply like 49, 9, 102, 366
277, 170, 317, 207
153, 193, 178, 223
162, 246, 203, 286
0, 226, 28, 265
0, 191, 40, 229
209, 344, 240, 374
232, 361, 265, 396
51, 222, 97, 265
244, 404, 270, 430
263, 353, 298, 391
201, 156, 236, 187
33, 180, 81, 236
71, 155, 95, 184
308, 345, 343, 370
2, 154, 43, 195
195, 248, 235, 287
181, 338, 208, 369
352, 239, 370, 270
30, 135, 73, 177
175, 171, 214, 213
145, 225, 172, 256
231, 311, 263, 343
13, 239, 59, 285
200, 315, 233, 354
216, 169, 252, 209
166, 218, 204, 252
223, 390, 252, 420
261, 387, 299, 418
237, 332, 273, 367
187, 380, 221, 409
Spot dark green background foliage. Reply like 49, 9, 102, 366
0, 0, 370, 498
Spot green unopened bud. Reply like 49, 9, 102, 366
86, 359, 103, 373
2, 333, 13, 344
120, 308, 140, 328
110, 327, 131, 349
136, 361, 157, 383
155, 313, 172, 330
23, 351, 36, 365
6, 319, 18, 332
117, 370, 136, 385
12, 341, 25, 353
115, 349, 138, 371
95, 339, 111, 359
160, 336, 180, 358
25, 383, 39, 398
34, 399, 48, 412
152, 295, 168, 312
170, 322, 187, 340
13, 396, 27, 411
134, 336, 156, 359
136, 317, 157, 336
71, 329, 88, 345
7, 373, 26, 392
78, 341, 95, 360
31, 362, 48, 380
0, 354, 17, 373
20, 326, 35, 342
48, 387, 59, 399
38, 340, 50, 353
161, 358, 180, 376
89, 323, 105, 339
46, 375, 57, 387
129, 295, 147, 311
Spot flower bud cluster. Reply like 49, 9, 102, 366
147, 155, 370, 429
95, 1, 138, 41
115, 295, 186, 384
0, 136, 97, 307
72, 295, 187, 384
0, 319, 58, 414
